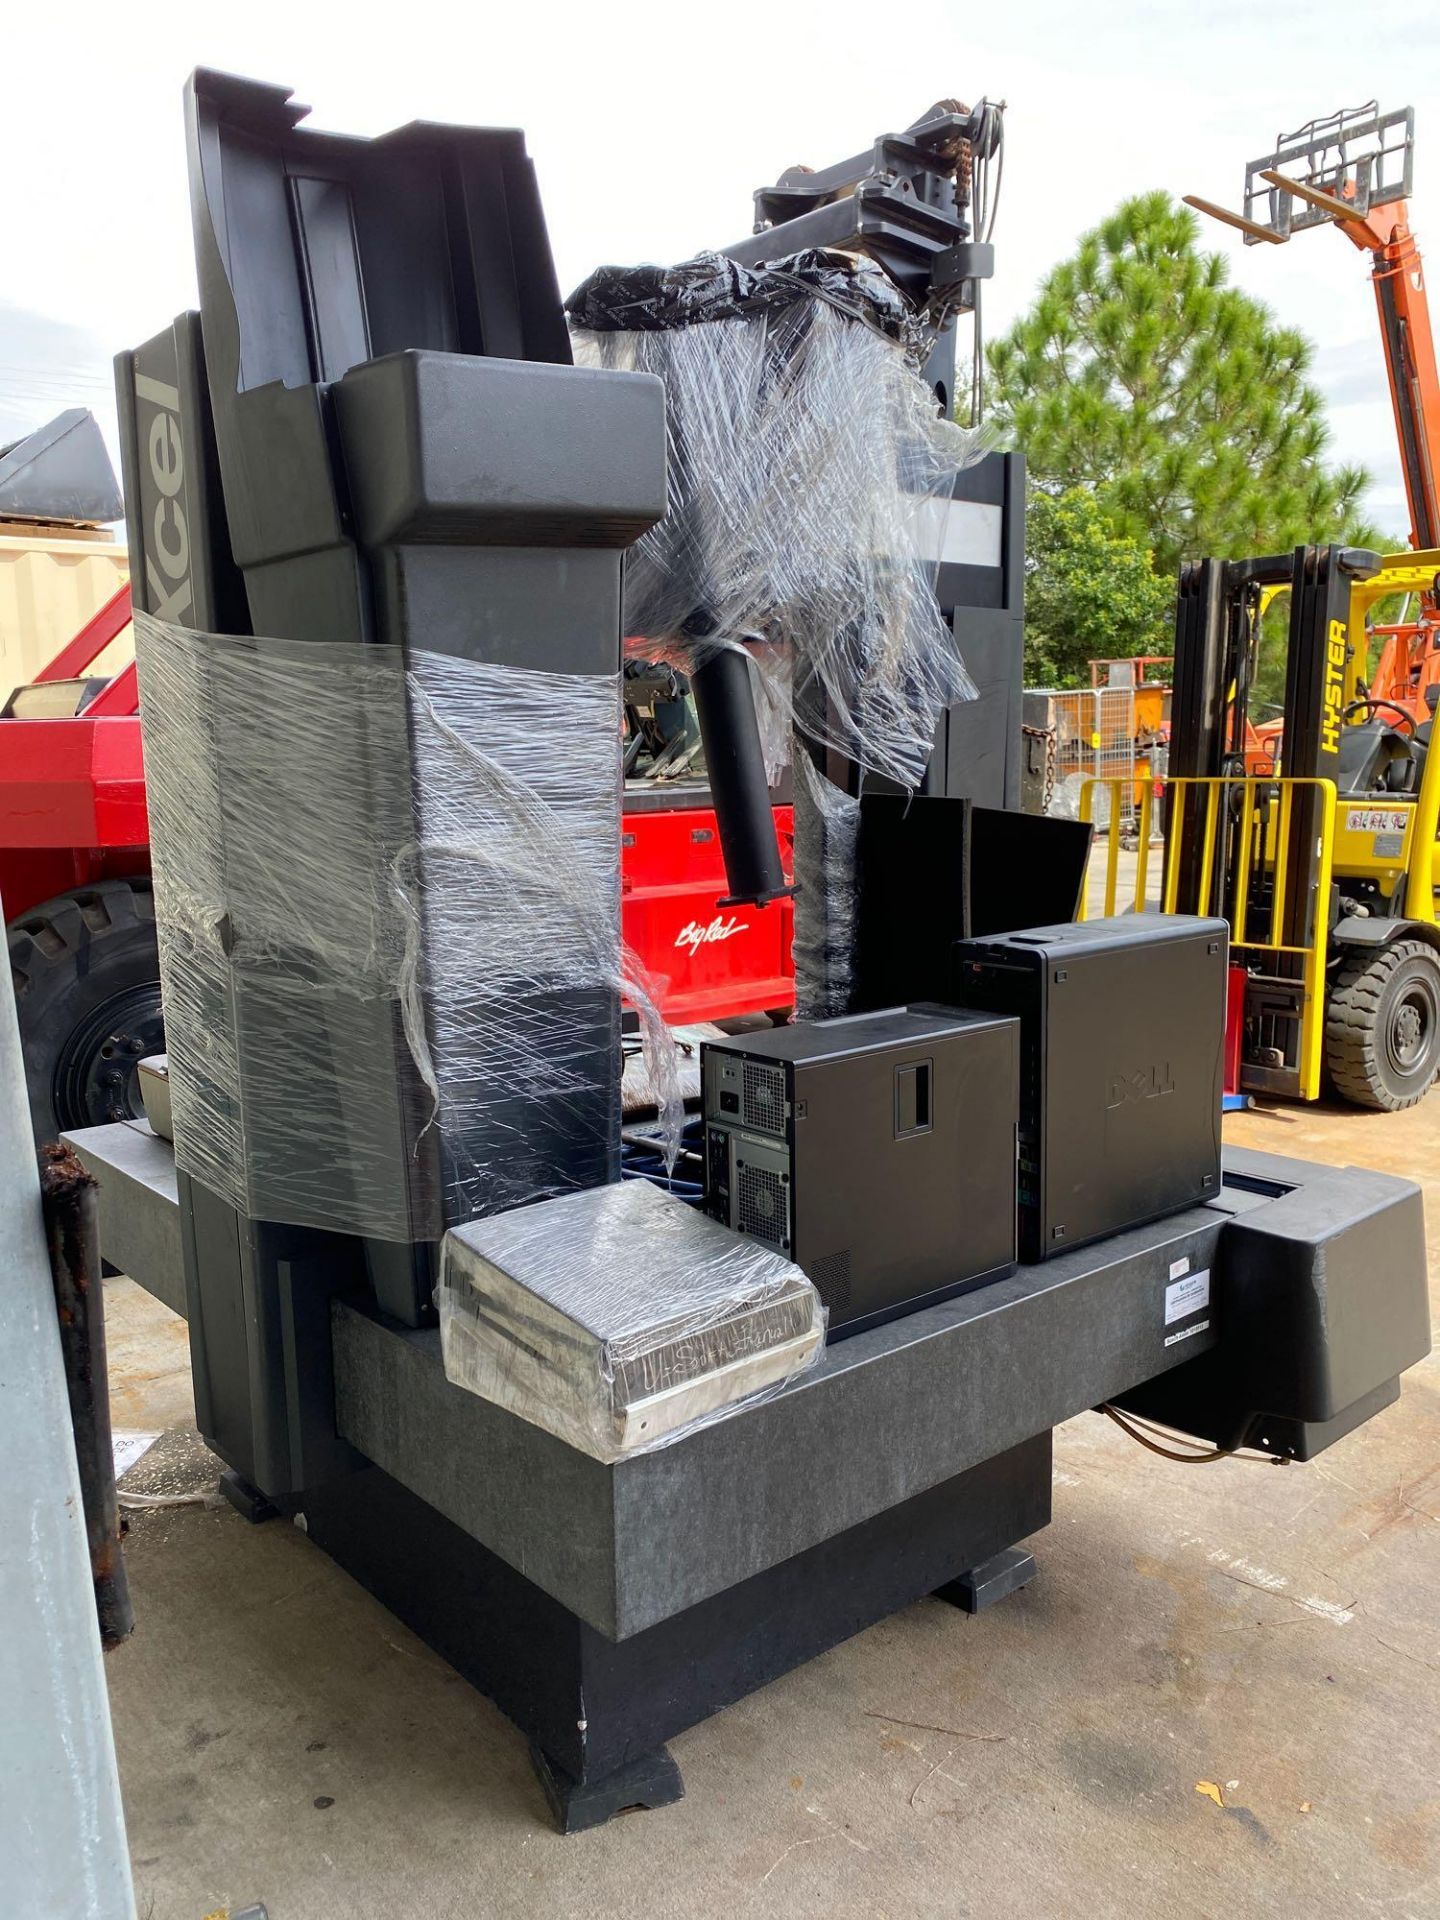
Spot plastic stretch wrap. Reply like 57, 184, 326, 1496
570, 250, 988, 788
438, 1180, 825, 1462
134, 613, 681, 1242
791, 756, 862, 1020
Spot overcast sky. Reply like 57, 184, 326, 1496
4, 0, 1437, 536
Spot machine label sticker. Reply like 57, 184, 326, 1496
1345, 806, 1410, 836
1374, 832, 1405, 859
1168, 1256, 1191, 1281
1165, 1267, 1210, 1325
1321, 619, 1347, 755
134, 369, 195, 624
1164, 1319, 1210, 1348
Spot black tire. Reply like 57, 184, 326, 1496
1324, 937, 1440, 1112
7, 879, 165, 1142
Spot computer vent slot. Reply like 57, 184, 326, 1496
808, 1249, 852, 1318
742, 1059, 787, 1135
737, 1161, 788, 1249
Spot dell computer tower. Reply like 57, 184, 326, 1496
953, 914, 1227, 1262
702, 1006, 1019, 1337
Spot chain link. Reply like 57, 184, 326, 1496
1021, 721, 1058, 814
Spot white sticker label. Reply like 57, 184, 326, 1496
1168, 1256, 1191, 1281
1165, 1319, 1210, 1348
914, 497, 1004, 569
1165, 1267, 1211, 1325
113, 1430, 160, 1478
1345, 806, 1410, 836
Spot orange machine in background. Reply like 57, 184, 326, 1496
1189, 103, 1440, 730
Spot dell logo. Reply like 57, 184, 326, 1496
1106, 1064, 1174, 1109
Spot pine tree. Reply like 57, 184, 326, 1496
987, 193, 1373, 574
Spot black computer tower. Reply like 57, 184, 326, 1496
952, 915, 1227, 1262
702, 1006, 1019, 1338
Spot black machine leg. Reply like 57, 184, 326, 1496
530, 1742, 684, 1833
935, 1545, 1037, 1614
219, 1468, 280, 1524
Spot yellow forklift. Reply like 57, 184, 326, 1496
1086, 542, 1440, 1109
1083, 102, 1440, 1111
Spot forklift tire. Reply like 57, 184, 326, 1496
7, 879, 165, 1143
1324, 937, 1440, 1112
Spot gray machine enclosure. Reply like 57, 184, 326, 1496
114, 71, 672, 1506
63, 1124, 1432, 1637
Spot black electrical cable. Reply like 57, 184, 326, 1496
621, 1116, 706, 1204
966, 103, 1003, 425
1100, 1402, 1287, 1465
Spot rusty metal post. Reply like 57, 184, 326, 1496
39, 1142, 134, 1649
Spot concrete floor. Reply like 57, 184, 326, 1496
104, 1096, 1440, 1920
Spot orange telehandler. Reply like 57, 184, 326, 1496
1188, 102, 1440, 723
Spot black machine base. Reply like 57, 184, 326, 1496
299, 1433, 1051, 1830
219, 1469, 280, 1525
530, 1741, 685, 1833
935, 1545, 1038, 1614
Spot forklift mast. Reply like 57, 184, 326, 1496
1171, 544, 1379, 784
1168, 544, 1380, 1094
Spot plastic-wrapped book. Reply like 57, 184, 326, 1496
439, 1180, 824, 1461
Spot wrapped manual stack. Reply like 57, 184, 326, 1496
439, 1181, 824, 1461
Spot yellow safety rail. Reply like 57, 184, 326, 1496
1077, 781, 1158, 920
1080, 775, 1337, 1099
